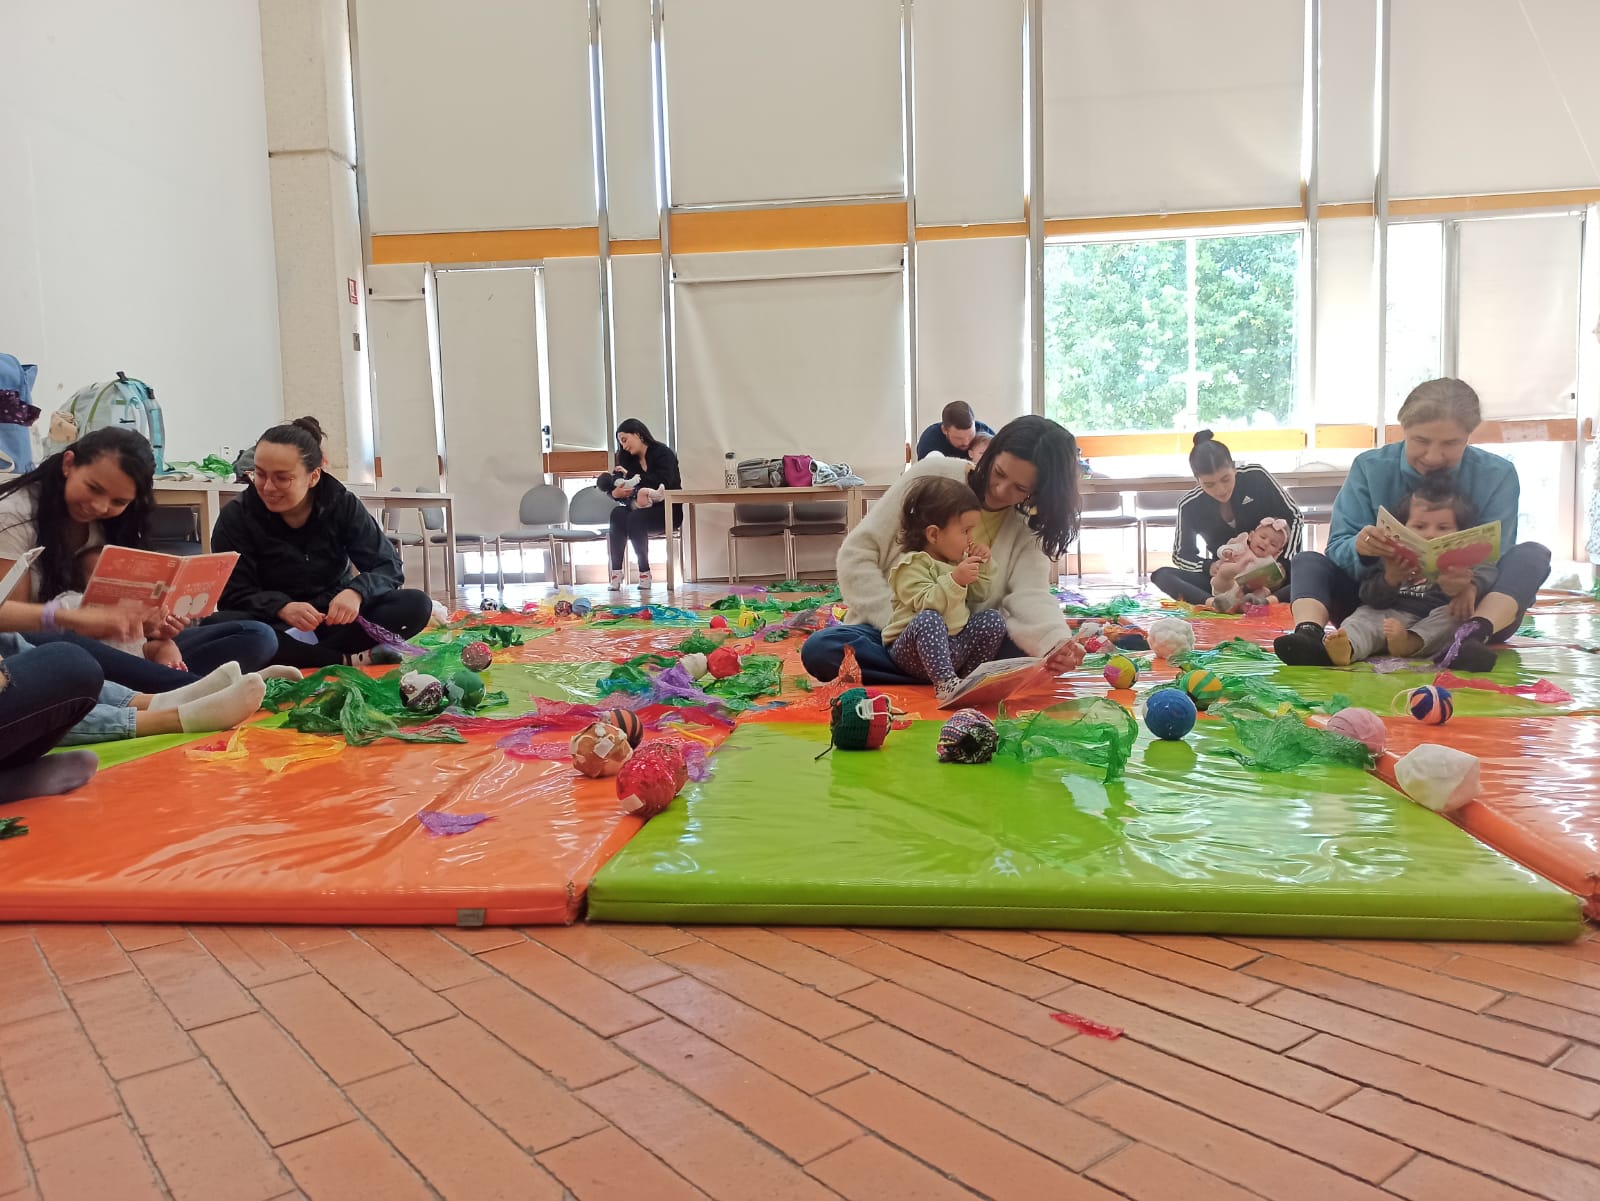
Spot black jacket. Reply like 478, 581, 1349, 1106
1170, 463, 1303, 572
212, 473, 404, 623
601, 441, 682, 494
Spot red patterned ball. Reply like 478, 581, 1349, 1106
460, 641, 493, 673
616, 741, 688, 817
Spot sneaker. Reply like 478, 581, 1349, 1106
934, 678, 962, 705
608, 570, 625, 592
638, 572, 653, 590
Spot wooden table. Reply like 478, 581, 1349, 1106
152, 479, 460, 601
662, 485, 890, 590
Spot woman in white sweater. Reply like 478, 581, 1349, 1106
802, 415, 1088, 683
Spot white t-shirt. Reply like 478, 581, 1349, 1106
0, 483, 107, 597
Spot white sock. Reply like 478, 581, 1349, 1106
177, 674, 266, 733
259, 664, 303, 682
148, 662, 243, 712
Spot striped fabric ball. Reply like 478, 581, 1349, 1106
610, 708, 645, 748
1406, 685, 1453, 726
937, 709, 999, 764
1179, 668, 1225, 710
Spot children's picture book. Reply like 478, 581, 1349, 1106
938, 656, 1053, 710
1375, 507, 1501, 579
1234, 559, 1285, 593
82, 546, 238, 619
0, 547, 43, 600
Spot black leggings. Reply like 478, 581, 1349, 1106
609, 505, 670, 572
1150, 565, 1291, 606
1288, 543, 1551, 639
214, 588, 434, 669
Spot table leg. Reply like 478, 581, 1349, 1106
199, 491, 218, 552
444, 502, 458, 605
665, 499, 677, 592
687, 504, 699, 583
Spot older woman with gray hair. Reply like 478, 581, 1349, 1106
1274, 378, 1550, 671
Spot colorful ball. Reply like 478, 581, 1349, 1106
709, 614, 729, 629
609, 708, 645, 748
553, 599, 574, 617
450, 669, 486, 709
399, 671, 447, 712
1179, 668, 1224, 710
937, 709, 998, 764
1406, 685, 1454, 726
617, 741, 688, 816
1144, 689, 1197, 741
1102, 654, 1138, 690
570, 721, 634, 778
706, 646, 742, 680
460, 640, 493, 673
1327, 707, 1387, 754
572, 597, 593, 617
1148, 617, 1195, 661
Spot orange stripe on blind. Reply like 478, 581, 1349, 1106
916, 221, 1028, 241
609, 239, 662, 255
1043, 207, 1306, 238
668, 202, 908, 253
1076, 428, 1306, 459
1389, 189, 1600, 217
1314, 424, 1377, 449
370, 227, 601, 264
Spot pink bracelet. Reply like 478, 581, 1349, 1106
40, 599, 61, 631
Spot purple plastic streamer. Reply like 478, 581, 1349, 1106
495, 730, 573, 760
416, 811, 491, 836
1434, 622, 1474, 670
649, 663, 722, 707
1367, 656, 1415, 674
358, 616, 423, 657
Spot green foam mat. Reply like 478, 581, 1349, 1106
588, 721, 1581, 940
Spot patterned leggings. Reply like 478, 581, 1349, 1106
888, 609, 1009, 685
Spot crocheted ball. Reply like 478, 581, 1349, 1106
1144, 689, 1197, 741
1148, 617, 1195, 661
679, 652, 709, 681
399, 671, 447, 712
937, 709, 998, 764
1102, 654, 1138, 690
1179, 668, 1225, 710
450, 669, 486, 709
829, 687, 892, 751
609, 708, 645, 748
706, 647, 743, 680
1327, 706, 1387, 754
1406, 685, 1453, 726
570, 721, 634, 778
617, 741, 688, 816
459, 640, 493, 673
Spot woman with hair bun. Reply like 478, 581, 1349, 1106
210, 417, 433, 668
1150, 430, 1303, 606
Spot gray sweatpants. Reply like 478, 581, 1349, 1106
1338, 603, 1460, 662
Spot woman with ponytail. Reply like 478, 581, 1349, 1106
211, 417, 433, 668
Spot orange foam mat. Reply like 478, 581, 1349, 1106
1376, 716, 1600, 918
0, 723, 651, 926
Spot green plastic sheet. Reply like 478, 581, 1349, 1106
1063, 596, 1145, 619
1216, 710, 1374, 771
994, 698, 1138, 782
588, 721, 1581, 939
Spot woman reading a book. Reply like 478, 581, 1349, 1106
1150, 431, 1302, 606
1274, 378, 1551, 672
211, 417, 433, 669
802, 415, 1087, 684
0, 427, 282, 691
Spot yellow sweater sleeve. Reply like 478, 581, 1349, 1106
884, 552, 971, 643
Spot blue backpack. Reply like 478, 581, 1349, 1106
43, 371, 168, 472
0, 353, 40, 473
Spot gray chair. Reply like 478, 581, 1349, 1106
419, 484, 493, 592
1291, 485, 1340, 551
786, 501, 848, 581
497, 483, 570, 591
1134, 488, 1184, 583
727, 502, 792, 583
146, 506, 203, 557
382, 490, 430, 595
1069, 490, 1139, 581
549, 485, 616, 585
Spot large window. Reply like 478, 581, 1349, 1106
1044, 229, 1301, 435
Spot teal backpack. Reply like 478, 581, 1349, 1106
43, 371, 167, 472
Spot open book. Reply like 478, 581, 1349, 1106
1375, 507, 1501, 580
82, 545, 238, 620
937, 656, 1053, 710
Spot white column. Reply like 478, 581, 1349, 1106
258, 0, 373, 481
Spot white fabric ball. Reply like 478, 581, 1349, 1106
1148, 617, 1195, 661
1395, 743, 1481, 813
679, 652, 709, 680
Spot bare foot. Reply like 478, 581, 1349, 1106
1383, 618, 1422, 658
1325, 629, 1353, 667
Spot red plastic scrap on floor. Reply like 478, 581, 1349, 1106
1051, 1012, 1124, 1039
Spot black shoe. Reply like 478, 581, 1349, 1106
1447, 618, 1498, 672
1274, 622, 1332, 667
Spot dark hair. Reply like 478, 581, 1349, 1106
1188, 429, 1233, 476
940, 401, 975, 431
1396, 474, 1478, 528
968, 415, 1081, 560
899, 476, 981, 553
616, 418, 656, 447
257, 416, 326, 473
0, 427, 155, 600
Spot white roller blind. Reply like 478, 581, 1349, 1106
1314, 218, 1378, 422
610, 256, 668, 438
916, 237, 1027, 430
435, 268, 545, 532
663, 0, 904, 205
355, 0, 596, 233
1318, 0, 1376, 204
1457, 215, 1581, 419
544, 258, 610, 451
1390, 0, 1600, 199
674, 249, 906, 489
1042, 0, 1304, 217
600, 0, 659, 240
366, 264, 440, 489
913, 0, 1024, 225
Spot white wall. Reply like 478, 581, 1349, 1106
0, 0, 283, 462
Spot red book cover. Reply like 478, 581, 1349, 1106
82, 546, 238, 619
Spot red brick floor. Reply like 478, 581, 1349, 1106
2, 921, 1598, 1200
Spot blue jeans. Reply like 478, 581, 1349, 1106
801, 622, 1031, 684
1289, 542, 1551, 638
0, 641, 103, 768
60, 681, 140, 744
27, 620, 277, 691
